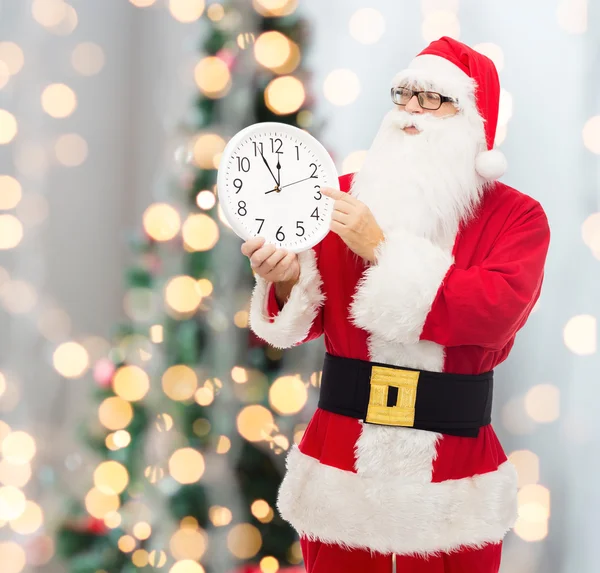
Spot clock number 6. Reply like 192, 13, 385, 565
276, 226, 285, 241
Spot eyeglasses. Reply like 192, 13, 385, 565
390, 86, 457, 111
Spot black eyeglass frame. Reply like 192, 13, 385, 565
390, 86, 458, 111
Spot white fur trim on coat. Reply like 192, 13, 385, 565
248, 248, 324, 349
349, 230, 453, 345
277, 446, 518, 557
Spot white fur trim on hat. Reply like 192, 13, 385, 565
475, 148, 507, 180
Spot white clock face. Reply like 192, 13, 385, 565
217, 122, 338, 253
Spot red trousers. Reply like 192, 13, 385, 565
300, 538, 502, 573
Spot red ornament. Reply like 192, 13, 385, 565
217, 48, 237, 71
84, 516, 109, 535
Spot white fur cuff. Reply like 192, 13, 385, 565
248, 248, 325, 349
349, 230, 453, 344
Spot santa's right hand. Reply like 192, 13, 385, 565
241, 237, 300, 283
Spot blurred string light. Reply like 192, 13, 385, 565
265, 76, 305, 115
323, 69, 360, 106
194, 57, 231, 99
168, 448, 205, 484
261, 556, 279, 573
164, 275, 203, 314
0, 62, 9, 90
524, 384, 560, 423
501, 396, 537, 436
342, 150, 367, 174
71, 42, 105, 76
41, 83, 77, 118
209, 505, 232, 527
349, 8, 385, 45
193, 133, 226, 168
129, 0, 157, 7
0, 215, 23, 249
582, 115, 600, 154
514, 483, 551, 542
112, 365, 150, 401
227, 523, 262, 559
143, 203, 181, 241
473, 43, 505, 72
236, 405, 275, 442
55, 133, 88, 166
195, 189, 216, 210
0, 109, 18, 144
98, 396, 134, 430
169, 526, 207, 560
208, 4, 225, 22
182, 213, 219, 251
269, 375, 307, 415
253, 31, 300, 75
171, 561, 205, 573
421, 10, 460, 42
0, 542, 26, 573
169, 0, 205, 23
253, 0, 298, 18
563, 314, 597, 355
52, 341, 89, 378
162, 365, 198, 401
557, 0, 588, 34
32, 0, 78, 35
421, 0, 459, 14
582, 212, 600, 259
94, 461, 129, 495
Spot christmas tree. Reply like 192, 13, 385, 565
56, 1, 321, 572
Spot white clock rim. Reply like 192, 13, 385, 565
217, 121, 339, 254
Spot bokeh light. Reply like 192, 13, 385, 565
165, 275, 203, 314
169, 448, 205, 484
150, 324, 164, 343
133, 521, 152, 540
53, 342, 89, 378
156, 413, 174, 432
422, 10, 460, 42
182, 213, 219, 251
209, 505, 232, 526
9, 500, 43, 534
2, 431, 36, 465
113, 365, 150, 402
563, 314, 597, 355
118, 534, 136, 553
193, 133, 226, 169
524, 384, 560, 423
162, 365, 198, 401
41, 83, 77, 118
0, 42, 24, 75
32, 0, 66, 28
0, 176, 20, 209
0, 110, 18, 144
208, 4, 225, 21
130, 0, 157, 7
170, 561, 205, 573
265, 76, 305, 115
253, 0, 298, 17
421, 0, 459, 14
1, 279, 37, 314
0, 214, 23, 249
170, 527, 207, 560
169, 0, 205, 23
98, 396, 134, 430
323, 69, 360, 106
582, 116, 600, 154
261, 556, 279, 573
0, 459, 31, 488
349, 8, 385, 44
227, 523, 262, 559
71, 42, 105, 75
232, 367, 248, 384
216, 435, 231, 454
132, 550, 149, 567
557, 0, 588, 34
501, 396, 537, 435
149, 550, 168, 566
94, 461, 129, 495
269, 375, 307, 415
143, 203, 181, 241
55, 133, 88, 166
342, 150, 367, 174
0, 541, 26, 573
254, 31, 291, 69
194, 57, 231, 99
234, 310, 249, 328
582, 212, 600, 252
508, 450, 540, 488
0, 486, 26, 520
237, 405, 275, 442
196, 190, 216, 210
85, 488, 120, 520
473, 42, 505, 72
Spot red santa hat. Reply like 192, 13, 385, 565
392, 36, 507, 181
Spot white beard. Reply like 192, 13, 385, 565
349, 108, 486, 249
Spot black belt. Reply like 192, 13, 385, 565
317, 352, 493, 437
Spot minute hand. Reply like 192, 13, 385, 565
259, 150, 279, 187
279, 175, 316, 190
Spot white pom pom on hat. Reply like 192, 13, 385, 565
392, 37, 507, 181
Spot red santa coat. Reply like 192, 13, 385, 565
249, 172, 550, 557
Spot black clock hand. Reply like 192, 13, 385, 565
259, 149, 279, 188
276, 155, 281, 187
264, 187, 279, 195
279, 175, 315, 190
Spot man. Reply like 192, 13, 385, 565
242, 37, 550, 573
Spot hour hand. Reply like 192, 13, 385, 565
259, 149, 279, 187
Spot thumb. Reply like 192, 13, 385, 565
321, 187, 345, 200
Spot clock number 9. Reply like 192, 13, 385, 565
276, 226, 285, 241
237, 201, 247, 216
234, 178, 243, 194
314, 184, 321, 200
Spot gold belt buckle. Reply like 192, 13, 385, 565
365, 365, 419, 426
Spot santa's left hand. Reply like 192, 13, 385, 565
321, 187, 385, 264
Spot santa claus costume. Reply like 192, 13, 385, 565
249, 37, 550, 573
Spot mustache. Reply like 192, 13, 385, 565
386, 109, 447, 133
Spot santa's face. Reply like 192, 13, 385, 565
349, 94, 486, 247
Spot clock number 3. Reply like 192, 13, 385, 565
314, 184, 321, 200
